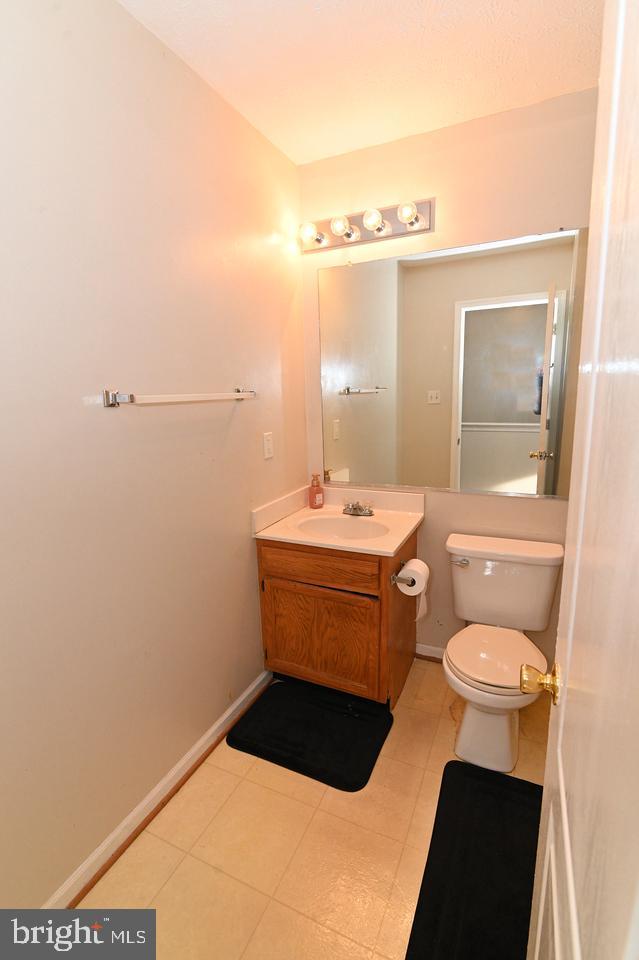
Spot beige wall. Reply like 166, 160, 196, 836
302, 90, 597, 475
1, 0, 305, 906
398, 240, 575, 486
319, 261, 398, 484
301, 90, 597, 245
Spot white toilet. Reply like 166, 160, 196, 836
443, 533, 564, 773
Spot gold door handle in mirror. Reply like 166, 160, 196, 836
529, 450, 554, 460
520, 662, 561, 705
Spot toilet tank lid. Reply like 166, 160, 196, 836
446, 533, 564, 566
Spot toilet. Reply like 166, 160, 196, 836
443, 533, 564, 773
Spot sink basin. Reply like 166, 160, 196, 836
255, 494, 424, 556
297, 515, 390, 540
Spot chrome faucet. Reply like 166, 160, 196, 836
343, 500, 375, 517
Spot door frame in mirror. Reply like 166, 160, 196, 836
450, 290, 567, 494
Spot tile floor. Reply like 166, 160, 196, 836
80, 659, 550, 959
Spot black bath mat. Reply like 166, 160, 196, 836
226, 677, 393, 791
406, 760, 543, 960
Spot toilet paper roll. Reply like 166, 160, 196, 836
396, 558, 430, 621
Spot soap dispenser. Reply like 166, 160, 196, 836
308, 473, 324, 510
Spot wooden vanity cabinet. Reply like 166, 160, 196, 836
256, 532, 418, 707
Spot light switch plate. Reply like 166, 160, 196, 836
263, 432, 274, 459
332, 419, 340, 440
427, 390, 441, 404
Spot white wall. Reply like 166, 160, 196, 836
319, 260, 398, 484
0, 0, 305, 907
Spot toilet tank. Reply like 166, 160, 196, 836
445, 534, 564, 631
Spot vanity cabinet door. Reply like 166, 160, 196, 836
262, 577, 380, 700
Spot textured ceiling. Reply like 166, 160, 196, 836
117, 0, 603, 164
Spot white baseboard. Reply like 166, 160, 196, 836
416, 643, 444, 660
42, 670, 272, 908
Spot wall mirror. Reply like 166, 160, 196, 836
318, 231, 587, 497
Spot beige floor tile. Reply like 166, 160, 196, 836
247, 757, 327, 807
146, 763, 240, 851
409, 658, 431, 673
381, 707, 439, 769
405, 769, 442, 852
375, 844, 427, 960
243, 901, 373, 960
151, 855, 267, 960
512, 737, 547, 784
519, 695, 551, 743
410, 661, 450, 716
425, 716, 459, 775
206, 738, 256, 776
78, 832, 183, 909
275, 810, 402, 949
192, 779, 314, 895
320, 756, 423, 841
395, 660, 427, 708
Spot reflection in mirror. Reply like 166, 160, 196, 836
319, 232, 587, 496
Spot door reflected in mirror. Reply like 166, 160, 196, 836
319, 232, 587, 497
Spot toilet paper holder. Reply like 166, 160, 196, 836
391, 563, 416, 588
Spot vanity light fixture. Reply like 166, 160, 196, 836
298, 198, 434, 253
299, 221, 327, 246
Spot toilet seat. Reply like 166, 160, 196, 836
445, 624, 547, 696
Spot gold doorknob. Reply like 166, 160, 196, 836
520, 662, 561, 705
529, 450, 554, 460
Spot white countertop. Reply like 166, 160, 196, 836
255, 504, 424, 556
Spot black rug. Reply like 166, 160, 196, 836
406, 760, 543, 960
226, 677, 393, 792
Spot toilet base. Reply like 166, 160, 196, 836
455, 702, 519, 773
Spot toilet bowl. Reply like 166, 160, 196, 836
443, 623, 546, 772
444, 533, 563, 773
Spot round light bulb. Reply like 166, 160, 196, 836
299, 221, 318, 243
345, 225, 361, 243
378, 220, 392, 237
330, 215, 350, 237
397, 201, 418, 225
362, 208, 383, 232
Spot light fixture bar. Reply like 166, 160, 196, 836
299, 198, 434, 253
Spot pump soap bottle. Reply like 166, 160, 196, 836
308, 473, 324, 510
